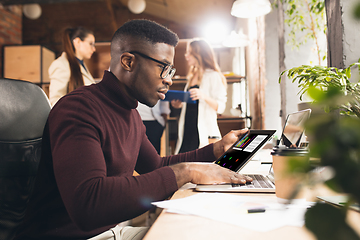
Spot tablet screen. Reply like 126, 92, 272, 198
215, 130, 276, 172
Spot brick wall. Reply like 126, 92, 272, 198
0, 5, 22, 77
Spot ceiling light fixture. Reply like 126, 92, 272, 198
231, 0, 272, 18
202, 20, 230, 45
23, 3, 42, 20
128, 0, 146, 14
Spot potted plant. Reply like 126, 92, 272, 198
279, 63, 360, 240
280, 63, 360, 117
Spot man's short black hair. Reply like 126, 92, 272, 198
112, 19, 179, 47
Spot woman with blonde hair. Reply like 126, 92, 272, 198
48, 27, 96, 106
172, 39, 227, 153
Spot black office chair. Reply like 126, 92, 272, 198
0, 78, 51, 240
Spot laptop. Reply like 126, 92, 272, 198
195, 129, 276, 193
280, 109, 312, 148
195, 109, 312, 193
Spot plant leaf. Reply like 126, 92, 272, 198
305, 203, 360, 240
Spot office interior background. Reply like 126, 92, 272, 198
0, 0, 359, 142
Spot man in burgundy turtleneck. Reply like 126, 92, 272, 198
15, 19, 251, 240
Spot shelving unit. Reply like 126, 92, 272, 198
3, 45, 55, 97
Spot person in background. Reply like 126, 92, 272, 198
48, 26, 96, 106
14, 19, 251, 240
171, 39, 227, 154
137, 101, 171, 154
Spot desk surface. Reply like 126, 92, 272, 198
143, 161, 360, 240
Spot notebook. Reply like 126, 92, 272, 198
195, 129, 276, 193
195, 109, 312, 193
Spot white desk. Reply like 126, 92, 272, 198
143, 160, 360, 240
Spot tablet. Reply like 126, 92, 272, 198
215, 129, 276, 172
162, 90, 196, 104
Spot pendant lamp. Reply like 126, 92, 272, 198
23, 4, 42, 20
231, 0, 272, 18
128, 0, 146, 14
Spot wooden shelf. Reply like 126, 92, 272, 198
3, 45, 55, 98
4, 45, 55, 84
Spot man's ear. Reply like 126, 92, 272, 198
120, 52, 135, 71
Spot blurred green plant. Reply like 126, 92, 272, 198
354, 0, 360, 19
304, 86, 360, 240
280, 64, 360, 239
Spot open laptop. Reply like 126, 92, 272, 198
195, 109, 311, 193
195, 129, 276, 193
280, 109, 311, 148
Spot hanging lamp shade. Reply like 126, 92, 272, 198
231, 0, 272, 18
23, 4, 42, 20
128, 0, 146, 14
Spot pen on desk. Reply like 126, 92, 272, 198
247, 208, 266, 213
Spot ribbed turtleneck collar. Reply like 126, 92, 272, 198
96, 71, 138, 109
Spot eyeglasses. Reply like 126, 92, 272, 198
129, 51, 176, 79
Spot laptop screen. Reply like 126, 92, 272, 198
280, 109, 311, 148
215, 130, 276, 172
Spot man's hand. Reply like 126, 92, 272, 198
213, 129, 249, 159
169, 162, 252, 188
169, 129, 252, 188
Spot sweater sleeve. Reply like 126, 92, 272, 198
136, 137, 217, 175
49, 96, 179, 231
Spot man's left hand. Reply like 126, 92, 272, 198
212, 129, 249, 159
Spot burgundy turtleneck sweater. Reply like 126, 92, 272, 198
15, 71, 216, 239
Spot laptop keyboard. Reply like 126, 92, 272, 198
231, 174, 274, 189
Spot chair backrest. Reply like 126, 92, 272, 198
0, 79, 51, 240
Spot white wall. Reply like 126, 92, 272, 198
264, 8, 282, 138
341, 0, 360, 81
263, 5, 327, 137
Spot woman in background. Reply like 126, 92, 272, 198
171, 39, 227, 154
48, 27, 96, 106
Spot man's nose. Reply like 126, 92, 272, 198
163, 76, 173, 87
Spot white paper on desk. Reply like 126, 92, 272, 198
152, 193, 312, 232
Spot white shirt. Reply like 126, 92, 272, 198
137, 101, 171, 127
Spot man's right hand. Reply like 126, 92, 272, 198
169, 162, 252, 188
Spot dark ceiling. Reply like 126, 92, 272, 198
1, 0, 236, 32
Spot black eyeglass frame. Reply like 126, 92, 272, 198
128, 51, 176, 79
